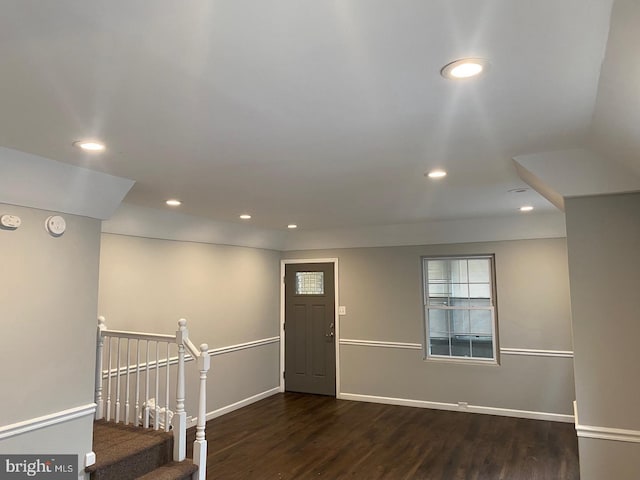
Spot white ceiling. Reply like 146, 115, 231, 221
1, 0, 631, 231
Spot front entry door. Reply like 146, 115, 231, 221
284, 262, 336, 396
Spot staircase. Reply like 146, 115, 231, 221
87, 421, 198, 480
93, 317, 210, 480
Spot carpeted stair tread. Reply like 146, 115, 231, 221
88, 420, 174, 480
136, 460, 198, 480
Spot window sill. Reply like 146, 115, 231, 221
423, 355, 499, 367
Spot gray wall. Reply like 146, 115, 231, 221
565, 193, 640, 479
97, 233, 281, 419
0, 204, 101, 475
284, 238, 576, 416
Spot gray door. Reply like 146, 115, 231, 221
284, 262, 336, 396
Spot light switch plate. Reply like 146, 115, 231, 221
338, 306, 346, 315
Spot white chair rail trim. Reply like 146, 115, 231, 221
210, 337, 280, 356
574, 401, 640, 443
500, 347, 574, 358
0, 403, 96, 440
339, 339, 574, 358
576, 424, 640, 443
339, 339, 422, 350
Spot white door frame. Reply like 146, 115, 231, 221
280, 258, 340, 396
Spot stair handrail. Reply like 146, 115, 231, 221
95, 317, 209, 480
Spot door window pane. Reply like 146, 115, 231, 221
295, 272, 324, 295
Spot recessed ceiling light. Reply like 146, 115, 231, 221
166, 199, 182, 207
441, 58, 489, 80
240, 214, 252, 220
426, 170, 447, 179
519, 205, 534, 212
73, 140, 105, 152
287, 224, 298, 229
508, 188, 530, 194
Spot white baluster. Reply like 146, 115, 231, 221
115, 338, 122, 423
125, 338, 131, 424
106, 336, 113, 422
164, 342, 170, 432
95, 317, 107, 420
173, 319, 187, 461
144, 340, 150, 429
135, 339, 141, 426
193, 343, 210, 480
154, 341, 160, 430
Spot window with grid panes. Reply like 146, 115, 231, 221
422, 256, 497, 362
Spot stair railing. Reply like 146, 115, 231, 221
95, 317, 209, 480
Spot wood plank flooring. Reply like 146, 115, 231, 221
187, 393, 579, 480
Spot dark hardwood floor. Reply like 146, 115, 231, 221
187, 393, 579, 480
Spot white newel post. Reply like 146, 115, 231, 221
193, 343, 210, 480
173, 319, 188, 462
95, 316, 107, 420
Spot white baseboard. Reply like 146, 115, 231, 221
0, 403, 97, 440
339, 392, 574, 423
188, 387, 280, 427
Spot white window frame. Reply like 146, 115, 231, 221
422, 255, 498, 364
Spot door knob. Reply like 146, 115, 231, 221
325, 322, 335, 338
